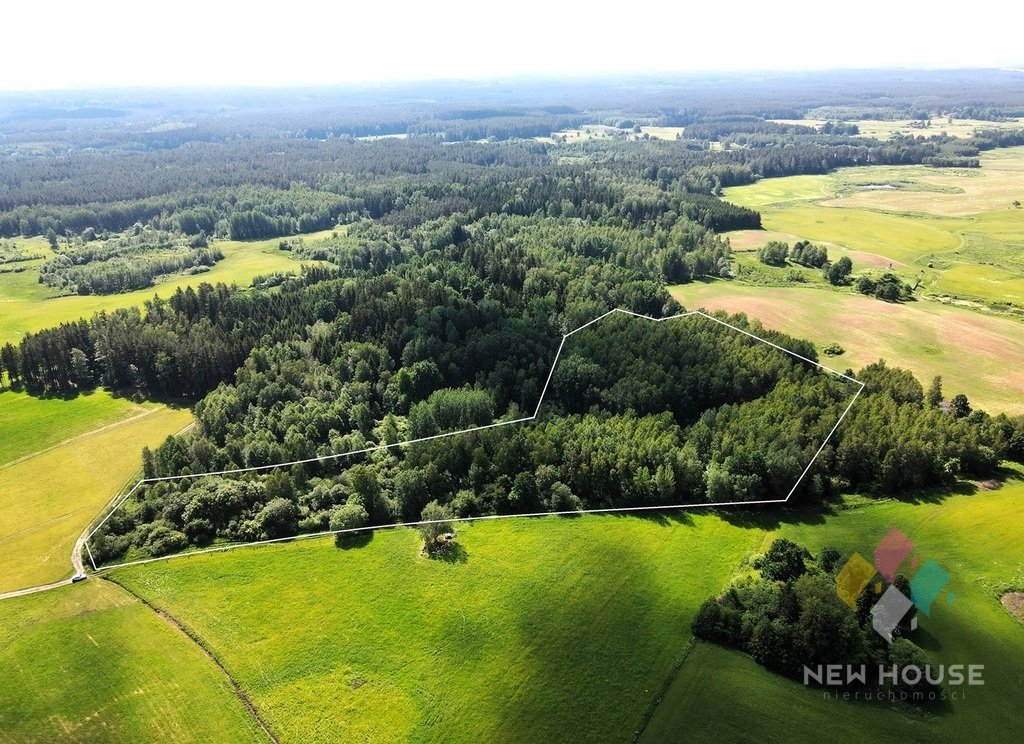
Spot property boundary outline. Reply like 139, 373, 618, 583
81, 308, 865, 575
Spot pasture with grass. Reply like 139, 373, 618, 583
28, 479, 1016, 744
0, 580, 264, 743
112, 514, 762, 743
721, 147, 1024, 311
0, 404, 192, 592
645, 479, 1024, 743
0, 388, 154, 466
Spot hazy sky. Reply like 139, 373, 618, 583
4, 1, 1021, 90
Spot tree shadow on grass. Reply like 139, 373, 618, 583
605, 509, 695, 528
896, 479, 978, 505
429, 540, 468, 564
711, 472, 1009, 530
2, 382, 192, 410
713, 503, 831, 532
334, 531, 375, 550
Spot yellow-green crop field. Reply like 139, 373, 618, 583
670, 282, 1024, 415
0, 397, 193, 593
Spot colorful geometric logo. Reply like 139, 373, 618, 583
835, 526, 952, 642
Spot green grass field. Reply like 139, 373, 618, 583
112, 514, 761, 744
0, 404, 193, 592
721, 174, 835, 208
644, 478, 1024, 743
0, 579, 264, 742
4, 480, 1021, 742
0, 389, 158, 467
640, 642, 929, 743
670, 282, 1024, 415
746, 202, 961, 266
722, 148, 1024, 310
0, 232, 333, 346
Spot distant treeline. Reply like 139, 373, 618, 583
5, 121, 1017, 241
684, 117, 818, 140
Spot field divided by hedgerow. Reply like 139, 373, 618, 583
0, 232, 332, 346
721, 147, 1024, 309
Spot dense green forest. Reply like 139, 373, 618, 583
3, 73, 1024, 566
7, 203, 1002, 564
5, 71, 1024, 242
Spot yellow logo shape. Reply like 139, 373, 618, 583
836, 552, 875, 609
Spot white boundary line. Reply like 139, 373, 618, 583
77, 308, 864, 576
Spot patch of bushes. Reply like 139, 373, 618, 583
756, 240, 789, 266
856, 273, 914, 302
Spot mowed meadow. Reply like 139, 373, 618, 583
111, 514, 762, 744
0, 391, 192, 593
0, 388, 151, 466
3, 479, 1017, 743
0, 580, 264, 742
